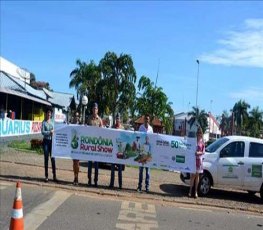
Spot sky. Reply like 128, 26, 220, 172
1, 1, 263, 117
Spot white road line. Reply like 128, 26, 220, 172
116, 201, 158, 230
0, 181, 12, 190
24, 190, 71, 230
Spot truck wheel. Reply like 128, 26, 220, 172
198, 173, 212, 196
247, 191, 256, 196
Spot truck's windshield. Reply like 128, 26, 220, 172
206, 137, 229, 153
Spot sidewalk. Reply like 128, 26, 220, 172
1, 147, 263, 213
0, 146, 185, 197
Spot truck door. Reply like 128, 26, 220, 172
217, 141, 245, 187
243, 142, 263, 191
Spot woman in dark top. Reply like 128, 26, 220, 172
41, 107, 57, 183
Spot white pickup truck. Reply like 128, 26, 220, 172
180, 136, 263, 201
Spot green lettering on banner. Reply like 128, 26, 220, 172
252, 165, 262, 178
176, 155, 185, 163
80, 135, 113, 146
171, 140, 178, 148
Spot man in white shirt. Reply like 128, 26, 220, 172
137, 114, 153, 193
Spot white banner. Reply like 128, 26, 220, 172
52, 124, 197, 173
0, 119, 42, 137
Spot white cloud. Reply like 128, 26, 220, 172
200, 18, 263, 68
229, 87, 263, 104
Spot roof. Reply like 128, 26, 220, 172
174, 112, 189, 120
0, 71, 74, 108
135, 115, 164, 127
0, 71, 51, 106
47, 90, 74, 109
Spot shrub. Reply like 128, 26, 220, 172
30, 139, 43, 154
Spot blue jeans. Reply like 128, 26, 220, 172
110, 164, 122, 188
138, 166, 150, 190
88, 161, 99, 184
43, 139, 56, 178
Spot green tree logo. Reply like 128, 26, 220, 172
71, 129, 79, 149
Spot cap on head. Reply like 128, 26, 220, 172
93, 103, 98, 109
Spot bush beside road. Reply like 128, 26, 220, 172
0, 145, 262, 214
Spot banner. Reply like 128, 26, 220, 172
0, 119, 42, 137
53, 124, 197, 173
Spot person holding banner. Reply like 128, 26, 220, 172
137, 114, 153, 193
87, 102, 103, 187
109, 113, 124, 189
188, 127, 205, 198
41, 107, 57, 183
72, 111, 80, 185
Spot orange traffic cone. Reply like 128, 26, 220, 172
9, 181, 24, 230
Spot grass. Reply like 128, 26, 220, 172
8, 140, 31, 150
7, 140, 43, 154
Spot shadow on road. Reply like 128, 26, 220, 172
159, 182, 262, 204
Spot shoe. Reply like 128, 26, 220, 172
53, 176, 58, 183
188, 193, 191, 197
109, 184, 114, 189
87, 180, 91, 186
146, 189, 150, 193
45, 178, 49, 183
73, 178, 78, 186
137, 187, 142, 193
119, 185, 122, 190
94, 183, 98, 187
194, 193, 198, 198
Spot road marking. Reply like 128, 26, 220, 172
24, 190, 71, 230
179, 206, 213, 212
116, 201, 158, 230
0, 181, 12, 190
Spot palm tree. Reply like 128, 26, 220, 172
136, 75, 174, 134
69, 59, 101, 113
188, 106, 209, 134
232, 100, 250, 135
219, 110, 232, 136
99, 51, 137, 123
247, 107, 263, 137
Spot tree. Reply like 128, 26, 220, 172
99, 51, 137, 123
69, 59, 101, 113
188, 106, 209, 134
136, 75, 174, 134
219, 110, 232, 136
247, 107, 263, 137
30, 73, 36, 84
232, 100, 250, 135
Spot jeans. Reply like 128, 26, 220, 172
43, 139, 56, 178
110, 164, 122, 188
138, 166, 150, 190
88, 161, 99, 184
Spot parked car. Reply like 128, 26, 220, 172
180, 136, 263, 201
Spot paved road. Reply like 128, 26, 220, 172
1, 146, 263, 214
1, 181, 263, 230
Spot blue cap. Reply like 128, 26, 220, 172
93, 102, 98, 108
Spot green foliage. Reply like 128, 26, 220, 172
8, 140, 30, 149
246, 107, 263, 137
188, 106, 209, 133
136, 75, 174, 134
99, 51, 137, 123
232, 100, 250, 135
69, 59, 101, 114
7, 139, 43, 154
